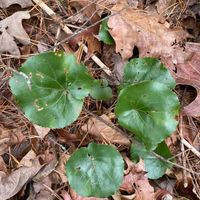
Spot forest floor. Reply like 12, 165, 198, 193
0, 0, 200, 199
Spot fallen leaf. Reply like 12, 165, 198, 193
55, 153, 70, 183
81, 114, 130, 145
70, 189, 108, 200
33, 125, 50, 140
18, 149, 36, 167
0, 126, 25, 155
0, 158, 42, 200
108, 1, 189, 61
0, 0, 33, 8
0, 156, 7, 173
0, 11, 31, 55
120, 158, 155, 200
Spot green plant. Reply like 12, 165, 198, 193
9, 51, 112, 128
9, 52, 180, 197
115, 57, 179, 179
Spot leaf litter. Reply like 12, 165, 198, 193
0, 0, 200, 199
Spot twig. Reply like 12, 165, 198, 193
152, 152, 200, 176
32, 0, 112, 76
181, 138, 200, 159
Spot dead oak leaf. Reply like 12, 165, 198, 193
0, 158, 42, 200
120, 158, 155, 200
0, 0, 33, 8
0, 11, 31, 55
108, 1, 189, 62
81, 114, 130, 145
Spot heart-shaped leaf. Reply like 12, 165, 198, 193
98, 20, 115, 45
131, 141, 172, 179
123, 57, 176, 89
115, 80, 179, 150
9, 52, 96, 128
66, 143, 124, 198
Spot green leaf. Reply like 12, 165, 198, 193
90, 80, 112, 100
115, 80, 179, 150
66, 143, 124, 198
9, 52, 94, 128
98, 20, 115, 45
131, 141, 172, 179
123, 58, 176, 89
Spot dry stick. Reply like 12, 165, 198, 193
32, 0, 112, 76
179, 114, 188, 188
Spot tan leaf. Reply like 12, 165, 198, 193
70, 189, 108, 200
0, 0, 33, 8
108, 2, 189, 62
0, 156, 7, 173
0, 158, 42, 200
0, 11, 30, 55
33, 124, 50, 139
120, 158, 155, 200
55, 153, 70, 183
81, 114, 130, 145
18, 149, 37, 167
0, 126, 25, 155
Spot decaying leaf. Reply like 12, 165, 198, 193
81, 114, 130, 145
0, 11, 31, 55
0, 0, 33, 8
70, 189, 108, 200
18, 149, 37, 167
0, 126, 25, 155
120, 158, 155, 200
0, 156, 7, 173
0, 158, 42, 200
33, 125, 50, 140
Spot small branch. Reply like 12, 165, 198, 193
32, 0, 112, 76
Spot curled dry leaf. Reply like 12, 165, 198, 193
0, 126, 25, 155
81, 114, 130, 145
0, 0, 33, 8
0, 158, 42, 200
70, 188, 108, 200
0, 11, 30, 55
120, 158, 155, 200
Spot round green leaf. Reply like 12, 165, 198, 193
90, 80, 112, 100
66, 143, 124, 198
98, 20, 115, 45
131, 141, 172, 179
9, 52, 94, 128
115, 80, 179, 150
123, 58, 175, 89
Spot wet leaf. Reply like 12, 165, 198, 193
66, 143, 124, 198
115, 80, 179, 151
9, 52, 95, 128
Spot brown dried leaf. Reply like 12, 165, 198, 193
0, 126, 25, 155
33, 125, 50, 140
0, 156, 7, 173
55, 153, 70, 183
120, 158, 155, 200
0, 0, 33, 8
0, 158, 42, 200
81, 114, 130, 145
18, 149, 37, 168
70, 189, 108, 200
108, 2, 188, 61
0, 11, 30, 55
